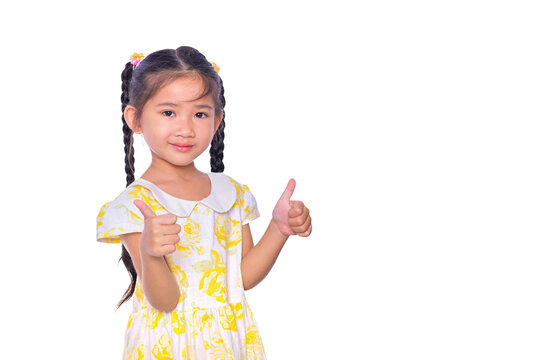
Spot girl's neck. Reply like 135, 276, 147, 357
141, 160, 204, 185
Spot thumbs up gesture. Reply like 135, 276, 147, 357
133, 199, 182, 257
271, 179, 312, 237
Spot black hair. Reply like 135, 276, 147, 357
117, 46, 226, 308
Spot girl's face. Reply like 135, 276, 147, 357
125, 74, 222, 171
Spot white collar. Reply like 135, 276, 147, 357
129, 172, 237, 217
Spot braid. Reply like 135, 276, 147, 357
117, 62, 138, 309
210, 78, 226, 173
210, 120, 225, 172
122, 122, 135, 185
121, 63, 135, 186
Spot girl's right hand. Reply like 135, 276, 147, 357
133, 199, 181, 257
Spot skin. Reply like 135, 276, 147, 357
121, 73, 312, 312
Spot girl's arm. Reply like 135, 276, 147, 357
121, 233, 180, 312
240, 219, 289, 290
121, 198, 182, 312
241, 179, 312, 290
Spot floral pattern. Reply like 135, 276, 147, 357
97, 173, 265, 359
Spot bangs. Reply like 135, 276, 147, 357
138, 70, 218, 111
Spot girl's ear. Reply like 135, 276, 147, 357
214, 111, 224, 134
124, 105, 142, 134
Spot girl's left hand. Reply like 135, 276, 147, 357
272, 178, 312, 237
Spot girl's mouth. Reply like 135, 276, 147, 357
171, 144, 193, 151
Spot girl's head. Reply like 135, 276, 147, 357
117, 45, 226, 308
120, 46, 226, 185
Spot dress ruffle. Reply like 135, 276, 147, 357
124, 301, 265, 360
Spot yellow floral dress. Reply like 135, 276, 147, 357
96, 172, 266, 359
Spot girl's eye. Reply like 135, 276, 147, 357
195, 112, 208, 119
162, 110, 175, 117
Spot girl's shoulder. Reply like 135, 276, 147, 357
218, 172, 254, 196
98, 182, 161, 216
204, 172, 259, 218
96, 182, 157, 244
218, 173, 260, 225
190, 172, 260, 225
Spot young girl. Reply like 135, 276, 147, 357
96, 46, 312, 359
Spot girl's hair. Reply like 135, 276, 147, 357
117, 46, 226, 308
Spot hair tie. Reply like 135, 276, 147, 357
211, 62, 220, 73
130, 53, 145, 70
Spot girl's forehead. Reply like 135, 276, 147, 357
151, 75, 211, 105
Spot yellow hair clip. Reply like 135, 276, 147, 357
211, 62, 220, 73
130, 53, 145, 69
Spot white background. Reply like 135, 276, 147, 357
0, 0, 540, 359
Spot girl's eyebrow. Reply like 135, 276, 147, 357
156, 102, 178, 107
155, 102, 213, 110
194, 104, 214, 110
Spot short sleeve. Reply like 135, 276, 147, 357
96, 198, 144, 244
241, 185, 260, 225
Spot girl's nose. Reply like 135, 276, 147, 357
174, 115, 195, 137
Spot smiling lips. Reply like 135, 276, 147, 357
171, 143, 193, 151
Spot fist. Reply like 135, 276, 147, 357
271, 178, 312, 237
134, 199, 181, 257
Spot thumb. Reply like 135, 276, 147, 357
133, 199, 156, 219
279, 178, 296, 202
